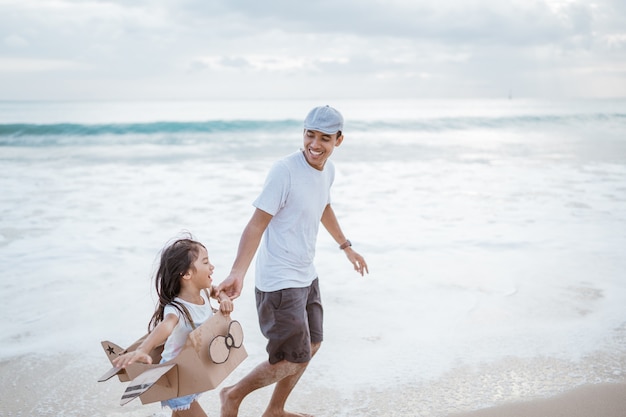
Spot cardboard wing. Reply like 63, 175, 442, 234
120, 363, 177, 405
99, 311, 247, 405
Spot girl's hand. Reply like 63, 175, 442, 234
219, 296, 234, 314
112, 350, 152, 368
212, 285, 234, 314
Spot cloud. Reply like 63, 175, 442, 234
200, 0, 591, 46
3, 34, 29, 48
0, 0, 624, 99
603, 33, 626, 49
0, 57, 89, 72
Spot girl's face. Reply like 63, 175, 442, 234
188, 246, 214, 289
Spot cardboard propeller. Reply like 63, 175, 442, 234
209, 320, 244, 364
98, 311, 247, 406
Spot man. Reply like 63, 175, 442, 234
218, 105, 368, 417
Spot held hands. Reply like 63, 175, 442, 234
344, 247, 369, 276
212, 285, 234, 314
216, 274, 244, 300
112, 349, 152, 369
218, 293, 234, 314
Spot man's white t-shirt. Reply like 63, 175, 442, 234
160, 291, 214, 362
253, 150, 335, 292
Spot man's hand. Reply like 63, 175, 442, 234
344, 248, 369, 276
217, 274, 244, 300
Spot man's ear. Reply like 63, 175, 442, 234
335, 133, 344, 147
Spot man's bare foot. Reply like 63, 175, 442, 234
220, 386, 241, 417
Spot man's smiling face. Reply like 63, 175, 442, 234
302, 129, 343, 170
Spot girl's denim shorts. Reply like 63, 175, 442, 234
161, 392, 201, 411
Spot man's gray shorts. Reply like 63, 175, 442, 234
255, 278, 323, 364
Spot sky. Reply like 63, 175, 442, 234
0, 0, 625, 100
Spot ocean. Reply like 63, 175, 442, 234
1, 98, 625, 416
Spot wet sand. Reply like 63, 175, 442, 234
2, 353, 625, 417
447, 383, 626, 417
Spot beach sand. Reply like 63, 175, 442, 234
3, 352, 625, 417
448, 383, 626, 417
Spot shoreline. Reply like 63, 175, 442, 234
2, 351, 625, 417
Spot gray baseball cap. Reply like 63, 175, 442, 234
303, 105, 344, 134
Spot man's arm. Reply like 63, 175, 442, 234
217, 208, 273, 299
321, 204, 369, 276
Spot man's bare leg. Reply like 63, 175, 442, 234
220, 358, 306, 417
262, 343, 321, 417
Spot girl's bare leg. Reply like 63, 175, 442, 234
173, 400, 208, 417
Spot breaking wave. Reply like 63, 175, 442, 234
1, 112, 624, 146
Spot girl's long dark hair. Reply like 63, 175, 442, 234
148, 237, 206, 331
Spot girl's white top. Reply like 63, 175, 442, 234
160, 291, 214, 363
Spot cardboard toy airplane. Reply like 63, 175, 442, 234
98, 311, 247, 406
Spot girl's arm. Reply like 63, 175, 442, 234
112, 313, 179, 368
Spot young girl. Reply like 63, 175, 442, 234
113, 237, 233, 417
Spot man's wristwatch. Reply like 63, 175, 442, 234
339, 240, 352, 250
